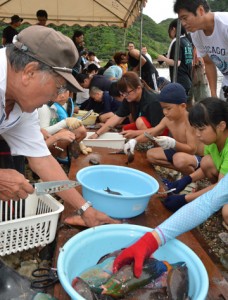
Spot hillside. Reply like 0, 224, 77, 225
53, 14, 173, 60
0, 14, 172, 60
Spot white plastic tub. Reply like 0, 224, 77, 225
83, 132, 125, 149
0, 193, 64, 256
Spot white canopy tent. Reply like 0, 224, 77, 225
0, 0, 146, 27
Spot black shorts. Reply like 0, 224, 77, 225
164, 149, 202, 169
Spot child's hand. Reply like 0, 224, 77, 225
121, 130, 138, 139
153, 136, 176, 150
163, 194, 187, 212
56, 130, 75, 142
74, 106, 80, 114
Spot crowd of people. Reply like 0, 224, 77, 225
0, 0, 228, 281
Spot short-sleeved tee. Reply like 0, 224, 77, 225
0, 48, 50, 157
103, 66, 122, 80
80, 91, 121, 114
169, 36, 193, 93
191, 12, 228, 86
2, 26, 18, 45
128, 53, 159, 90
115, 88, 163, 127
204, 138, 228, 175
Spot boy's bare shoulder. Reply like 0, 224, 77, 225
165, 116, 189, 129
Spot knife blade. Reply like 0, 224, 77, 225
108, 150, 125, 154
33, 180, 80, 195
80, 109, 94, 121
144, 132, 155, 141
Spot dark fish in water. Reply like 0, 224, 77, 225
78, 257, 114, 293
101, 258, 169, 298
72, 277, 95, 300
167, 263, 189, 300
97, 249, 124, 264
121, 287, 168, 300
104, 187, 122, 196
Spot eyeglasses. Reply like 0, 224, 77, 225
54, 76, 68, 95
120, 88, 136, 97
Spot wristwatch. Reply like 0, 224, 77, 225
76, 201, 92, 216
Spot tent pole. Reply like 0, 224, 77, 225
123, 27, 127, 51
173, 18, 181, 82
139, 1, 144, 78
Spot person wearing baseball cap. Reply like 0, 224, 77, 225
124, 82, 203, 174
2, 15, 23, 46
11, 15, 23, 24
157, 77, 171, 91
0, 25, 119, 227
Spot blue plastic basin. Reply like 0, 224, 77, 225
57, 224, 209, 300
76, 165, 159, 218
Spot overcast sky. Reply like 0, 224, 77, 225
143, 0, 177, 23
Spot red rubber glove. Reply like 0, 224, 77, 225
113, 232, 159, 278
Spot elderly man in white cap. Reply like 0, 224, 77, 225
0, 25, 119, 227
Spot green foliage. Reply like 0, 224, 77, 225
0, 14, 170, 59
0, 0, 225, 59
68, 15, 171, 60
208, 0, 227, 11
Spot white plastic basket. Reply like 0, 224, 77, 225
0, 193, 64, 256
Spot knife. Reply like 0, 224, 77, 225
108, 150, 125, 154
144, 132, 155, 141
80, 109, 94, 121
33, 180, 80, 195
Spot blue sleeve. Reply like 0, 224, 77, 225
102, 92, 120, 114
102, 92, 112, 113
110, 98, 121, 112
154, 174, 228, 245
